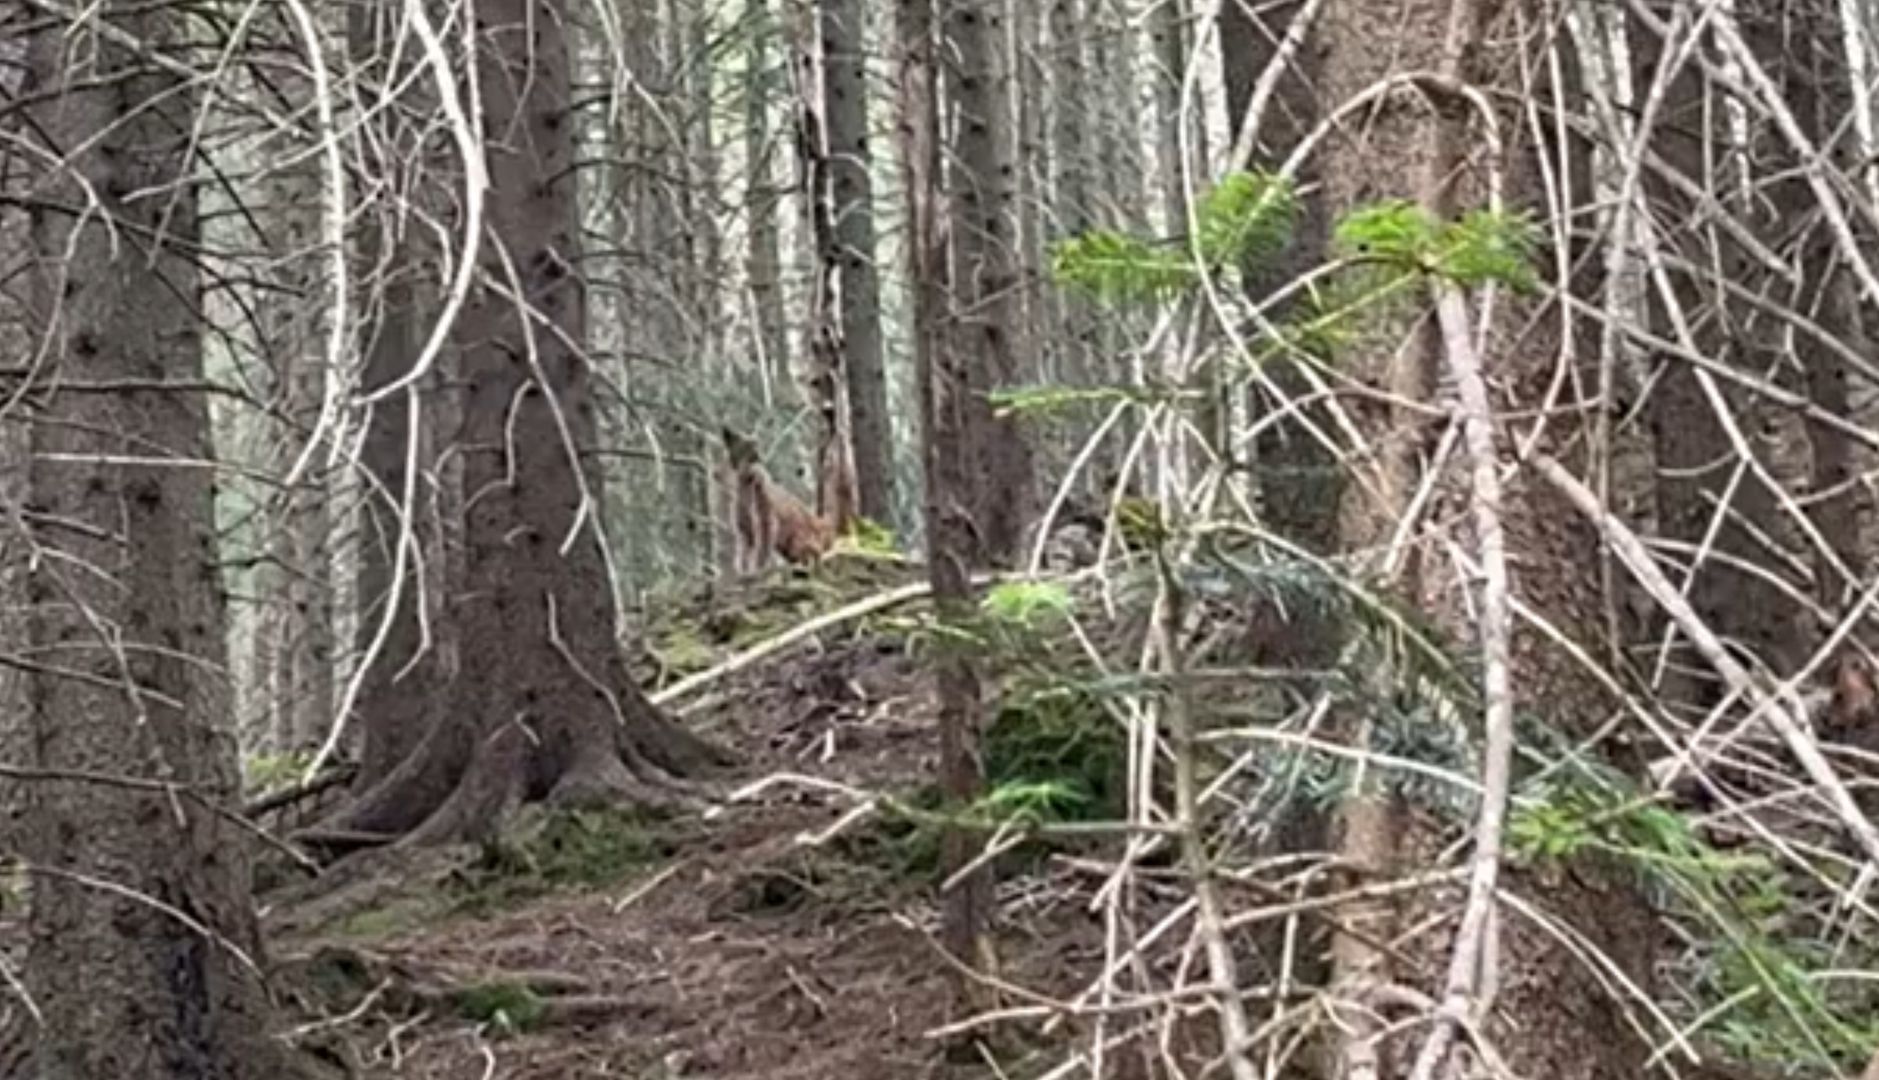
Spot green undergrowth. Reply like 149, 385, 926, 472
451, 979, 548, 1035
452, 805, 677, 915
632, 554, 922, 683
324, 806, 679, 939
1511, 773, 1879, 1072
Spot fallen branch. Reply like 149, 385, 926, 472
651, 567, 1076, 708
648, 580, 934, 707
1533, 453, 1879, 872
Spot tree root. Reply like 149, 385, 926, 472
280, 944, 668, 1037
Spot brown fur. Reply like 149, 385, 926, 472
723, 427, 837, 573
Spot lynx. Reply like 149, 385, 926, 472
722, 427, 836, 573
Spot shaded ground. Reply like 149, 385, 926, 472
264, 565, 1133, 1079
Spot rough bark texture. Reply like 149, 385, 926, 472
746, 0, 793, 399
17, 7, 303, 1075
900, 0, 991, 967
945, 0, 1036, 566
796, 14, 861, 536
323, 0, 725, 846
346, 0, 449, 792
262, 6, 337, 756
1313, 0, 1660, 1074
821, 0, 897, 528
1217, 0, 1341, 553
1740, 0, 1874, 612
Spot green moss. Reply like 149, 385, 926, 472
328, 894, 446, 940
452, 806, 674, 916
452, 980, 547, 1035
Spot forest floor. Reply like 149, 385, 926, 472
258, 560, 1135, 1080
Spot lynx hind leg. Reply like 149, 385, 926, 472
756, 499, 778, 571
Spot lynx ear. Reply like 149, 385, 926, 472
721, 425, 759, 467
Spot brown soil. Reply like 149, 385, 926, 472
269, 590, 1130, 1080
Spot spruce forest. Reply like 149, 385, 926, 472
6, 0, 1879, 1076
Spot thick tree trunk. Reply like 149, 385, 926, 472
17, 7, 304, 1075
821, 0, 897, 528
1640, 5, 1811, 696
944, 0, 1036, 565
1310, 0, 1660, 1074
321, 0, 727, 847
1740, 0, 1874, 610
1217, 0, 1341, 551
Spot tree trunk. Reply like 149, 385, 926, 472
746, 0, 793, 400
16, 7, 305, 1075
944, 0, 1035, 565
260, 6, 338, 756
822, 0, 897, 528
321, 0, 727, 846
795, 7, 861, 534
344, 0, 450, 793
899, 0, 991, 970
1740, 0, 1874, 611
1311, 0, 1660, 1073
1640, 6, 1812, 699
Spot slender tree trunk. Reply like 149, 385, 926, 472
822, 0, 897, 527
345, 0, 448, 793
945, 0, 1035, 565
795, 3, 860, 532
260, 6, 338, 755
17, 7, 305, 1074
1047, 0, 1092, 394
746, 0, 792, 398
900, 0, 991, 971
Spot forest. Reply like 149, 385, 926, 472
3, 0, 1879, 1076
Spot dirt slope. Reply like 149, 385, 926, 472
273, 568, 1123, 1079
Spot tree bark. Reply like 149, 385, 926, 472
944, 0, 1036, 565
746, 0, 793, 401
17, 6, 305, 1074
344, 0, 450, 793
900, 0, 991, 969
320, 0, 727, 846
822, 0, 897, 528
1310, 0, 1660, 1073
795, 8, 861, 534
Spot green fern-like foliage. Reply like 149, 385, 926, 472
1051, 171, 1298, 305
1333, 199, 1442, 269
1435, 209, 1539, 291
1195, 170, 1296, 268
1050, 229, 1194, 304
1333, 200, 1538, 292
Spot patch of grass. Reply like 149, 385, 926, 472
243, 748, 316, 796
452, 806, 675, 915
328, 894, 449, 940
452, 980, 546, 1036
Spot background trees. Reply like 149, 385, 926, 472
5, 0, 1879, 1076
